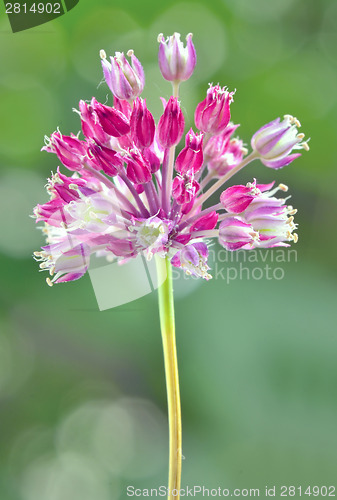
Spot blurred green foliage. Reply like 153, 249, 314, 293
0, 0, 337, 498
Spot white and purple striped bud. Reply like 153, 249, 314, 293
242, 184, 298, 247
157, 32, 196, 83
171, 242, 211, 280
195, 85, 234, 135
158, 97, 185, 148
130, 98, 155, 148
219, 216, 259, 251
175, 129, 203, 174
251, 115, 309, 169
35, 242, 91, 286
125, 148, 152, 184
100, 49, 145, 101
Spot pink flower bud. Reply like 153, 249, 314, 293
42, 131, 86, 171
113, 96, 132, 119
203, 123, 239, 160
251, 115, 309, 168
79, 98, 109, 145
195, 85, 234, 135
92, 101, 130, 138
130, 98, 155, 148
87, 143, 123, 177
220, 181, 260, 214
100, 49, 145, 101
190, 211, 218, 232
125, 148, 152, 184
175, 129, 203, 174
207, 138, 246, 177
157, 32, 196, 82
172, 175, 200, 205
158, 97, 185, 148
218, 216, 259, 251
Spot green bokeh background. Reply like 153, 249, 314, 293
1, 0, 337, 498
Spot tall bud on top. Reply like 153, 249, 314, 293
157, 97, 185, 148
158, 32, 196, 83
100, 49, 145, 101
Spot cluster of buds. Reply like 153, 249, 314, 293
33, 33, 308, 285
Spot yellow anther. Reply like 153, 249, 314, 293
293, 233, 298, 243
46, 277, 53, 287
302, 142, 310, 151
127, 49, 134, 57
157, 33, 164, 43
279, 183, 288, 192
297, 133, 305, 140
99, 49, 106, 60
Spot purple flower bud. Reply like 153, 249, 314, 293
172, 175, 200, 205
130, 98, 155, 148
91, 101, 130, 138
218, 216, 259, 251
190, 211, 218, 232
78, 98, 109, 145
195, 85, 234, 135
175, 129, 203, 174
100, 49, 145, 101
42, 131, 87, 171
251, 115, 309, 169
171, 242, 211, 280
87, 142, 123, 177
125, 148, 152, 184
158, 97, 185, 148
157, 32, 196, 82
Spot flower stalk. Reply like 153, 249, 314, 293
155, 255, 182, 500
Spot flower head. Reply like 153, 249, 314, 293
33, 33, 307, 286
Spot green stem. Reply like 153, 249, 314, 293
155, 255, 182, 500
